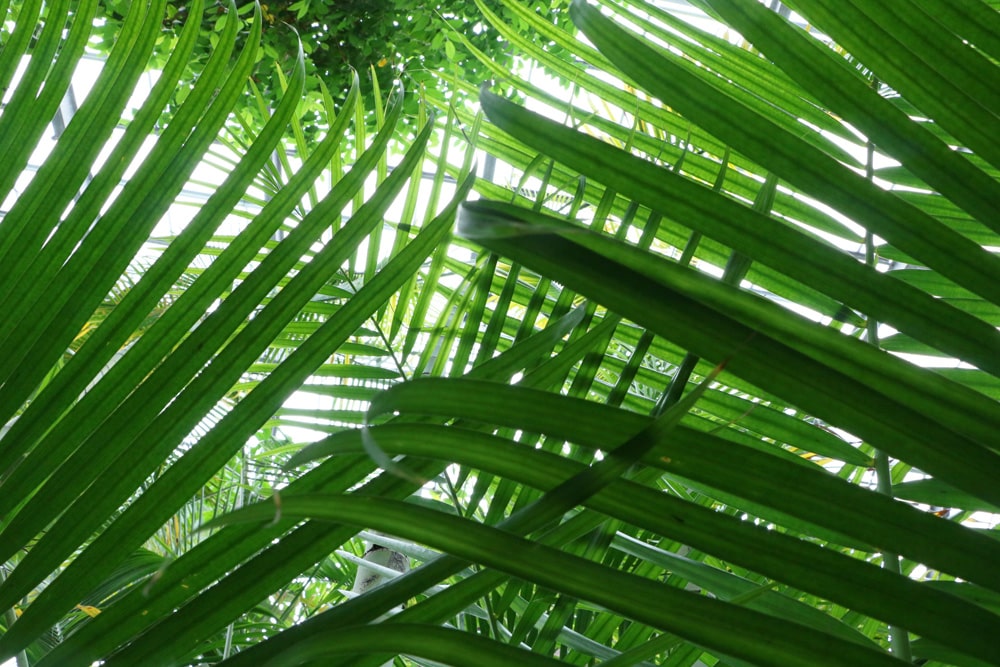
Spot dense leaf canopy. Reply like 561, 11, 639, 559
1, 0, 999, 666
90, 0, 573, 137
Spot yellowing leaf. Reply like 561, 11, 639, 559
76, 604, 101, 617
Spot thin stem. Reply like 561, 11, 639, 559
863, 80, 911, 661
341, 270, 410, 381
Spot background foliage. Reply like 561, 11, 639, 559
1, 0, 999, 666
90, 0, 573, 138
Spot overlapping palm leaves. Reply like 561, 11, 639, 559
432, 1, 1000, 665
2, 0, 999, 666
0, 0, 469, 663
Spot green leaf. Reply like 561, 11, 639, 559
263, 624, 567, 667
568, 0, 1000, 309
457, 200, 1000, 508
213, 495, 912, 667
893, 478, 1000, 513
